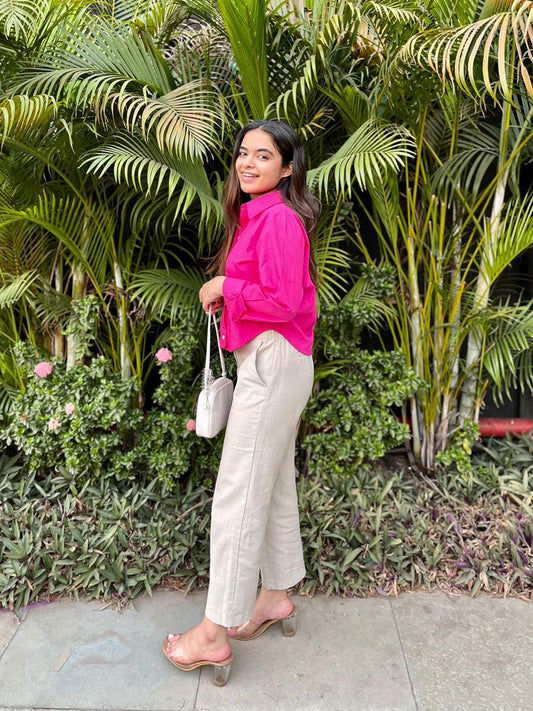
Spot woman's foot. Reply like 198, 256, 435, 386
165, 616, 232, 665
227, 588, 295, 640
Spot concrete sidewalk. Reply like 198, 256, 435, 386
0, 589, 532, 711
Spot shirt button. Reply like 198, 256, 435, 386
222, 335, 225, 340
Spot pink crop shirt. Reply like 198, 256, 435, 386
220, 190, 317, 355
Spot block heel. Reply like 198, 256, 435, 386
281, 608, 297, 637
212, 661, 232, 686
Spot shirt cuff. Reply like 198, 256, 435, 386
223, 277, 247, 321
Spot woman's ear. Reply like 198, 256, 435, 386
282, 161, 293, 178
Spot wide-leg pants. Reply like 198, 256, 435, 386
205, 330, 314, 628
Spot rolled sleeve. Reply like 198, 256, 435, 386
222, 277, 248, 321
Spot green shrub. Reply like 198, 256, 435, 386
301, 293, 424, 477
2, 435, 533, 611
437, 432, 533, 511
299, 454, 533, 599
1, 342, 143, 482
133, 323, 222, 490
0, 325, 223, 490
0, 457, 211, 610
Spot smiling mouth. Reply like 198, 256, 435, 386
241, 173, 258, 179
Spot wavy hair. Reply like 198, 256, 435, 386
210, 120, 320, 284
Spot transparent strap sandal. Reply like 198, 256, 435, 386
162, 637, 233, 687
232, 606, 297, 641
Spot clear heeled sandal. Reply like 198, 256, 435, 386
161, 637, 233, 687
232, 606, 297, 641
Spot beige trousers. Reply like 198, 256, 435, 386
205, 330, 314, 628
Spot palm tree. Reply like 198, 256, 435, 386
345, 0, 533, 466
4, 0, 531, 473
0, 0, 223, 404
401, 0, 533, 420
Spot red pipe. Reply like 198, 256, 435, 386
403, 417, 533, 437
478, 418, 533, 437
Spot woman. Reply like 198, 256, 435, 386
162, 120, 320, 686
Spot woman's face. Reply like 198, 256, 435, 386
235, 129, 292, 199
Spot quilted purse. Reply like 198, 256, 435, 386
195, 306, 234, 438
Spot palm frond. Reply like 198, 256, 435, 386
134, 0, 192, 46
0, 151, 43, 207
0, 0, 50, 42
217, 0, 269, 119
314, 239, 351, 305
341, 272, 395, 329
319, 85, 370, 133
431, 124, 500, 199
129, 266, 205, 323
366, 169, 400, 242
400, 2, 533, 100
365, 0, 420, 25
80, 131, 221, 224
313, 0, 362, 46
0, 384, 16, 420
0, 270, 40, 307
482, 300, 533, 401
14, 16, 174, 107
308, 119, 415, 196
486, 191, 533, 281
0, 95, 57, 146
30, 282, 73, 330
109, 81, 221, 160
417, 0, 480, 27
272, 44, 330, 119
0, 193, 114, 288
125, 189, 223, 258
91, 0, 169, 24
0, 221, 50, 275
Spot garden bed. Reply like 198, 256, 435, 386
1, 433, 532, 611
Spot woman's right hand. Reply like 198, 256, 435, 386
199, 276, 226, 314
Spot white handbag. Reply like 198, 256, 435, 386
195, 307, 234, 438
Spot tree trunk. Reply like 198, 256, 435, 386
458, 172, 507, 423
66, 263, 85, 370
114, 261, 131, 380
406, 226, 425, 462
52, 265, 64, 359
66, 213, 90, 370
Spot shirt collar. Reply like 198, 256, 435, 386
240, 191, 283, 225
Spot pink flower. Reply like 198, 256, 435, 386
64, 403, 75, 415
34, 362, 52, 378
48, 417, 61, 431
155, 347, 173, 363
186, 419, 196, 432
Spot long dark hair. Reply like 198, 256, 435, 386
210, 120, 320, 284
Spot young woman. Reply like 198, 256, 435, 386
162, 120, 320, 686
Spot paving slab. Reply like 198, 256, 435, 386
0, 592, 416, 711
391, 591, 533, 711
196, 595, 416, 711
0, 613, 19, 657
0, 590, 204, 711
2, 589, 531, 711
